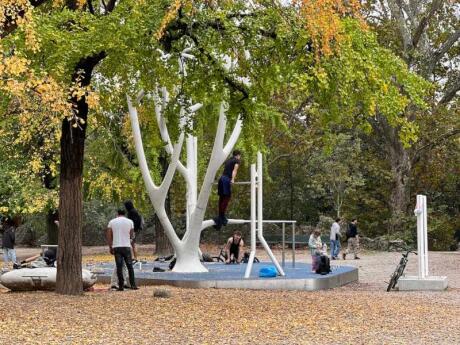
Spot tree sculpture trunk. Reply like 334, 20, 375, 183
56, 53, 105, 295
127, 94, 243, 273
155, 153, 174, 256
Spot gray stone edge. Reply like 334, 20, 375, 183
97, 267, 358, 291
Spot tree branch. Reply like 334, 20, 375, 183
412, 128, 460, 164
428, 27, 460, 72
0, 0, 49, 38
438, 75, 460, 106
412, 0, 443, 49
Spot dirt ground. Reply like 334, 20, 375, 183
1, 245, 459, 344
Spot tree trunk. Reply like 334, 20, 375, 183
173, 232, 207, 272
56, 53, 105, 295
155, 153, 174, 256
388, 137, 412, 235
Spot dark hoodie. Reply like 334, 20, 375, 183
124, 201, 142, 232
1, 225, 15, 249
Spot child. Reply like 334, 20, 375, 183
1, 218, 17, 271
308, 229, 323, 273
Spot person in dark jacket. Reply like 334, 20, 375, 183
343, 218, 360, 260
124, 200, 143, 262
213, 150, 241, 230
1, 217, 17, 270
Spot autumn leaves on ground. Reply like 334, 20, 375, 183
1, 248, 459, 345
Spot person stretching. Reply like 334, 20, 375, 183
225, 231, 244, 264
214, 150, 241, 230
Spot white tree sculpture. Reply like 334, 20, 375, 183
127, 90, 244, 272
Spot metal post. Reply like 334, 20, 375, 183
282, 222, 285, 267
292, 222, 296, 268
256, 152, 285, 276
244, 164, 257, 278
423, 195, 429, 277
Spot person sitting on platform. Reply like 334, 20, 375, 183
308, 229, 323, 273
225, 231, 244, 264
214, 150, 241, 230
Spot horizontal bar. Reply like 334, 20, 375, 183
220, 219, 296, 224
212, 181, 252, 185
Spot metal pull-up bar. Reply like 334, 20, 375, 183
244, 152, 285, 278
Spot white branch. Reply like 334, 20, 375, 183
127, 94, 182, 248
126, 95, 157, 193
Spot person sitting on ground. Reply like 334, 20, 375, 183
15, 248, 57, 269
308, 229, 323, 273
225, 231, 244, 264
124, 200, 143, 262
214, 150, 241, 230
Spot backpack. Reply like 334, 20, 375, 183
346, 225, 352, 238
316, 255, 331, 275
242, 252, 260, 264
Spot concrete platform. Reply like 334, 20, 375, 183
87, 261, 358, 291
398, 276, 448, 291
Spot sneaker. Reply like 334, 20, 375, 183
13, 263, 21, 269
110, 285, 118, 290
342, 253, 346, 260
354, 256, 361, 260
132, 259, 138, 264
331, 257, 336, 260
129, 286, 139, 290
116, 287, 124, 291
213, 217, 222, 231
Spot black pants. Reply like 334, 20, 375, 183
114, 247, 136, 288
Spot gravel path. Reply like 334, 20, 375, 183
2, 246, 458, 344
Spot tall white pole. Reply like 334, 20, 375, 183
244, 164, 257, 278
415, 194, 430, 279
423, 195, 429, 277
256, 152, 285, 276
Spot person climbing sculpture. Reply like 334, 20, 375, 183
214, 150, 241, 230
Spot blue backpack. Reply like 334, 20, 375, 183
259, 266, 277, 278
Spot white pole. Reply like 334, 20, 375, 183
256, 152, 285, 276
415, 195, 423, 278
423, 195, 429, 277
244, 164, 257, 278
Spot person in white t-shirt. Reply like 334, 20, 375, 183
330, 218, 342, 260
106, 209, 138, 291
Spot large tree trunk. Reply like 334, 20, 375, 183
56, 53, 105, 295
387, 129, 412, 235
155, 153, 174, 256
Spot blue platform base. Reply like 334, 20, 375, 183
88, 261, 358, 291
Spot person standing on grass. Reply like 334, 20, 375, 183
1, 217, 17, 271
124, 200, 143, 262
330, 218, 342, 260
308, 229, 323, 272
213, 150, 241, 230
343, 218, 360, 260
107, 209, 138, 291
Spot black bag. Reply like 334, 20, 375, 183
346, 225, 352, 239
316, 255, 331, 275
242, 252, 260, 263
